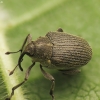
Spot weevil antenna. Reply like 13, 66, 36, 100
5, 49, 22, 55
9, 64, 18, 75
9, 59, 23, 75
18, 52, 26, 71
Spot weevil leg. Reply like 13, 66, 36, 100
57, 28, 63, 32
20, 34, 32, 53
40, 65, 55, 100
59, 69, 81, 75
5, 62, 35, 100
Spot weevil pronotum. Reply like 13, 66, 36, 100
5, 28, 92, 100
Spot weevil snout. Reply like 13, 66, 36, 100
18, 42, 35, 71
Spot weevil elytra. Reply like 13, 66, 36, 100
5, 28, 92, 100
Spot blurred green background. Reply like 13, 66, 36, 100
0, 0, 100, 100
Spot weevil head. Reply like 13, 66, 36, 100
23, 41, 35, 56
18, 41, 35, 71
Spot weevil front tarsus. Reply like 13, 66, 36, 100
40, 65, 55, 100
20, 34, 32, 52
5, 62, 35, 100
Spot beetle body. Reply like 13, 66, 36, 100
25, 29, 92, 70
5, 28, 92, 100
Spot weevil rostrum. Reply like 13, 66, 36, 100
5, 28, 92, 100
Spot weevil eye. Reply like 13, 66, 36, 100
24, 42, 35, 56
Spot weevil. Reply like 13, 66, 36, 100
5, 28, 92, 100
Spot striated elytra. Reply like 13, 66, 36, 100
5, 28, 92, 100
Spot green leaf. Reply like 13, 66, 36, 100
0, 0, 100, 100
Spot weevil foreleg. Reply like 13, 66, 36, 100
20, 34, 32, 53
40, 65, 55, 100
5, 62, 35, 100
